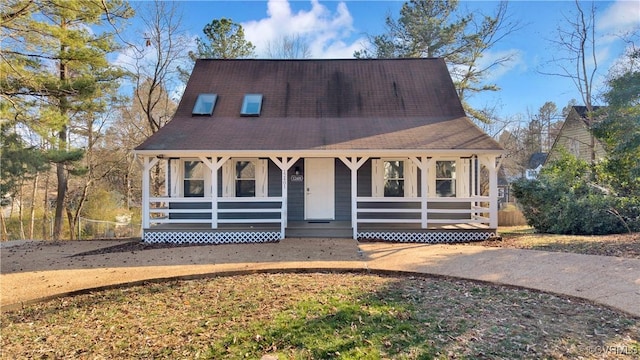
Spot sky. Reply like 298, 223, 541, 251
122, 0, 639, 124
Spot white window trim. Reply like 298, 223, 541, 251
371, 158, 417, 198
222, 158, 268, 197
428, 158, 471, 198
179, 158, 211, 197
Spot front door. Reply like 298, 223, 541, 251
304, 158, 335, 220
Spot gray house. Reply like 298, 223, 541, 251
134, 59, 504, 244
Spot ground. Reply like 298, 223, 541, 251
1, 229, 639, 359
74, 227, 640, 260
478, 227, 640, 259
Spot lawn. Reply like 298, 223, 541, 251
2, 272, 639, 359
2, 230, 640, 359
482, 227, 640, 259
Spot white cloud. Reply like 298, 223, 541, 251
241, 0, 367, 58
477, 49, 526, 82
597, 0, 640, 34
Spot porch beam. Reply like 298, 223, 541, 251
338, 156, 369, 239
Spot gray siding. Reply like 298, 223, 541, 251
268, 160, 282, 196
335, 159, 351, 221
357, 160, 372, 197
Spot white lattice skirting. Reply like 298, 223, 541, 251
358, 231, 495, 243
144, 231, 281, 244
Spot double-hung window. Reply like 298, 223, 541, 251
372, 159, 417, 197
222, 159, 268, 197
235, 161, 256, 197
383, 161, 404, 197
184, 161, 205, 197
435, 160, 456, 197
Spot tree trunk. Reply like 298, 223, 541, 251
0, 204, 8, 241
66, 207, 75, 240
18, 178, 25, 240
42, 170, 50, 240
53, 127, 68, 240
29, 173, 38, 239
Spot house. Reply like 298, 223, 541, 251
546, 106, 607, 164
525, 152, 547, 179
134, 59, 504, 244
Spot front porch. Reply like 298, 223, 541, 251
144, 220, 495, 244
139, 152, 501, 244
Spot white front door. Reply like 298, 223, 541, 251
305, 158, 335, 220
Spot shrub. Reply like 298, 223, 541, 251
512, 150, 640, 235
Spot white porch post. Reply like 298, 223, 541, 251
200, 156, 229, 229
142, 156, 160, 229
482, 155, 499, 229
410, 156, 431, 229
339, 157, 368, 239
272, 156, 299, 239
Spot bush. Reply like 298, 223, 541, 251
512, 150, 640, 235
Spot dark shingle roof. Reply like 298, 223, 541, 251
135, 58, 502, 152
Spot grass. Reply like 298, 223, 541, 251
2, 273, 639, 359
486, 227, 640, 259
3, 230, 640, 358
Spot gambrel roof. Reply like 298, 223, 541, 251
135, 58, 502, 152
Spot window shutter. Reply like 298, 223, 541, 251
256, 159, 268, 197
203, 161, 212, 197
459, 159, 470, 197
222, 160, 234, 197
170, 160, 180, 197
405, 161, 417, 198
371, 159, 383, 197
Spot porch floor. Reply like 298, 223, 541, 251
147, 221, 492, 232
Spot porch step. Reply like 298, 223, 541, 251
285, 221, 352, 238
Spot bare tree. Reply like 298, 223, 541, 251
122, 0, 186, 196
128, 0, 188, 134
265, 34, 311, 59
541, 0, 599, 166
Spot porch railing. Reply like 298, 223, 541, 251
148, 197, 283, 225
356, 196, 491, 226
147, 195, 491, 229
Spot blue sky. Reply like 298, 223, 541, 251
122, 0, 639, 123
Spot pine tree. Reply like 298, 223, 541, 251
0, 0, 132, 239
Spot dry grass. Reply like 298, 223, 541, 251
3, 230, 640, 358
2, 273, 639, 359
479, 227, 640, 259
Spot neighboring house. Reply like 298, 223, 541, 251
525, 152, 547, 179
546, 106, 607, 164
134, 59, 504, 244
497, 167, 511, 207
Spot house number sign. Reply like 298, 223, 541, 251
290, 174, 304, 182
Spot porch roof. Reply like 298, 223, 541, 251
135, 59, 502, 153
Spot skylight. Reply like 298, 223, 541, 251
192, 94, 217, 115
241, 94, 263, 116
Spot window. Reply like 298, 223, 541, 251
372, 159, 416, 197
223, 159, 268, 197
235, 161, 256, 197
184, 161, 205, 197
384, 161, 404, 197
192, 94, 217, 115
435, 161, 456, 197
241, 94, 263, 116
